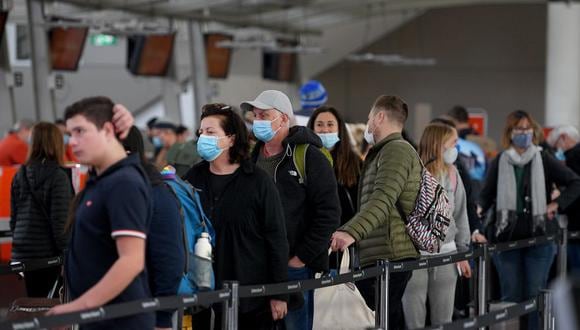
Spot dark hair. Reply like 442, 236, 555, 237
122, 126, 163, 186
146, 117, 158, 129
501, 110, 540, 149
122, 126, 147, 164
64, 96, 115, 130
372, 95, 408, 126
448, 105, 469, 123
26, 122, 64, 166
307, 106, 361, 187
176, 125, 188, 135
54, 119, 65, 126
430, 117, 456, 128
200, 103, 250, 164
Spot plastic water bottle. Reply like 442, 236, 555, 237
194, 232, 212, 261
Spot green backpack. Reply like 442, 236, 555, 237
292, 144, 333, 185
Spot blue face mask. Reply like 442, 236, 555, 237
555, 148, 566, 161
63, 134, 70, 145
152, 136, 163, 149
197, 135, 226, 162
512, 132, 533, 149
318, 133, 340, 149
252, 116, 282, 142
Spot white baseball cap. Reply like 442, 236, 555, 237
240, 90, 294, 122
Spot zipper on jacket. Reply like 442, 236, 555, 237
273, 145, 292, 183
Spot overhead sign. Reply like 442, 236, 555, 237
90, 34, 117, 47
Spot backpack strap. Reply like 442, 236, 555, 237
162, 181, 189, 275
293, 144, 308, 185
387, 139, 421, 223
293, 144, 334, 186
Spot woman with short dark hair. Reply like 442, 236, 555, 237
184, 104, 289, 329
10, 122, 73, 297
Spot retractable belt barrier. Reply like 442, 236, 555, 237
0, 256, 62, 275
419, 298, 538, 330
1, 231, 577, 329
238, 265, 381, 298
0, 230, 11, 239
488, 234, 558, 254
0, 289, 231, 330
388, 249, 481, 273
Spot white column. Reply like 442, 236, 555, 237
188, 20, 208, 125
545, 2, 580, 128
26, 0, 56, 122
0, 31, 16, 132
162, 37, 183, 124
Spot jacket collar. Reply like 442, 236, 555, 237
198, 159, 255, 175
88, 154, 141, 183
370, 132, 403, 152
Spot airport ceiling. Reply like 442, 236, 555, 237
11, 0, 544, 35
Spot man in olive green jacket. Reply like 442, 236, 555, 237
331, 95, 422, 330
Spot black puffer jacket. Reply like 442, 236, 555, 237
10, 162, 73, 260
251, 126, 341, 272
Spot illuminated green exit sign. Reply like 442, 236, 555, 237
90, 34, 118, 46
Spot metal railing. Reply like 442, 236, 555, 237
0, 230, 575, 330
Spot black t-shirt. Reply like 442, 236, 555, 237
208, 171, 238, 217
65, 155, 154, 330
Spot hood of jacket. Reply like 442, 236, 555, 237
282, 126, 323, 148
23, 161, 61, 189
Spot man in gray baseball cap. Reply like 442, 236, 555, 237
242, 90, 340, 330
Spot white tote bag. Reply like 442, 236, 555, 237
313, 250, 375, 330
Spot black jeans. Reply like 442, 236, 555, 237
355, 269, 412, 330
24, 266, 60, 298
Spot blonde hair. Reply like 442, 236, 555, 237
419, 123, 456, 177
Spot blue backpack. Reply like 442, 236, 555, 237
161, 166, 216, 295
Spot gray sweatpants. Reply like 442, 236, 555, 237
402, 263, 458, 329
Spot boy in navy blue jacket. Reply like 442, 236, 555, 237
48, 97, 154, 330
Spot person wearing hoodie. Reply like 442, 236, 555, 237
10, 122, 74, 297
242, 90, 340, 330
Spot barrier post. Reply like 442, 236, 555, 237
222, 281, 239, 330
175, 308, 183, 330
375, 259, 389, 330
558, 216, 568, 276
476, 244, 488, 330
541, 290, 554, 330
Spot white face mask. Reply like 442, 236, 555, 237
364, 120, 375, 145
443, 147, 458, 165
